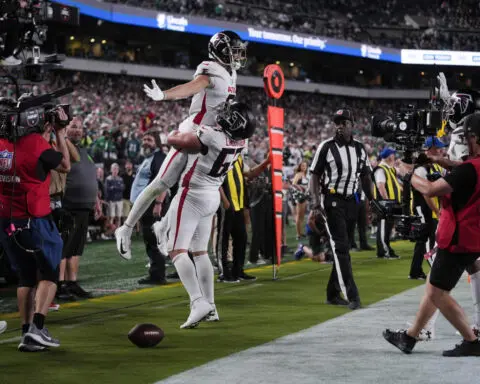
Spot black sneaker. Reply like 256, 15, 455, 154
68, 281, 92, 298
138, 277, 167, 285
238, 272, 256, 281
325, 297, 349, 306
443, 339, 480, 357
387, 254, 400, 260
166, 271, 180, 280
409, 273, 427, 280
18, 335, 48, 352
217, 275, 240, 283
383, 329, 417, 354
55, 283, 76, 301
348, 300, 362, 310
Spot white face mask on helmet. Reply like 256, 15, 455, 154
447, 127, 469, 161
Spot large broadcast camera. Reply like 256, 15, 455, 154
0, 84, 73, 141
369, 82, 444, 242
1, 0, 79, 82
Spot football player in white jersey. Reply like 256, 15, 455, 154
146, 102, 255, 328
115, 30, 247, 260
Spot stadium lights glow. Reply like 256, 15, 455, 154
102, 40, 107, 44
289, 62, 294, 67
421, 71, 425, 76
460, 73, 464, 76
359, 70, 363, 74
70, 36, 75, 40
90, 38, 95, 43
275, 61, 280, 65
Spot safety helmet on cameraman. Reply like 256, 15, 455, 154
444, 89, 480, 129
216, 101, 256, 140
208, 30, 247, 71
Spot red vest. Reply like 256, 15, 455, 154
436, 156, 480, 253
0, 134, 52, 219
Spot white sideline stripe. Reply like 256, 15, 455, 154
223, 283, 263, 294
0, 336, 21, 345
156, 281, 477, 384
62, 313, 127, 329
154, 301, 188, 310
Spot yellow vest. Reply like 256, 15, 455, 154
374, 164, 401, 202
410, 163, 444, 219
226, 155, 244, 211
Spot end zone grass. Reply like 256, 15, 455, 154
0, 241, 423, 384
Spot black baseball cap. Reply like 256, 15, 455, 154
464, 113, 480, 138
333, 108, 354, 124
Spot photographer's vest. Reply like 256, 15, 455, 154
373, 164, 401, 202
436, 157, 480, 253
0, 134, 52, 219
411, 163, 444, 220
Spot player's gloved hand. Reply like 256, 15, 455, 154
144, 80, 165, 101
437, 72, 450, 102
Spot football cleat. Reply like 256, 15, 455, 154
205, 304, 219, 322
180, 298, 213, 329
152, 218, 168, 256
115, 225, 133, 260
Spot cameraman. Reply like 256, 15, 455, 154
409, 137, 446, 280
0, 0, 27, 66
0, 105, 71, 352
373, 147, 401, 259
384, 113, 480, 357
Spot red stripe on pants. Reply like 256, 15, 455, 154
173, 158, 199, 249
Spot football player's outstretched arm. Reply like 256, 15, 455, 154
167, 131, 202, 154
144, 76, 210, 101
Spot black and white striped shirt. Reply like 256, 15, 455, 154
310, 135, 371, 197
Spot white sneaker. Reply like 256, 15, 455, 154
205, 304, 219, 322
0, 321, 6, 334
256, 258, 267, 265
115, 225, 133, 260
180, 298, 214, 329
152, 218, 168, 255
1, 56, 21, 66
406, 321, 435, 341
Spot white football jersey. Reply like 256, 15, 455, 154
178, 125, 246, 190
188, 61, 237, 127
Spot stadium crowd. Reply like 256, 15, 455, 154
0, 70, 399, 243
107, 0, 480, 50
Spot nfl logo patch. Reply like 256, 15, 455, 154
0, 150, 13, 171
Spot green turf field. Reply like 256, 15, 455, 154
0, 238, 423, 384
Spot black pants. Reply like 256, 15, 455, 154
249, 195, 274, 263
216, 206, 247, 279
323, 195, 359, 302
347, 202, 359, 248
410, 216, 437, 277
140, 209, 165, 281
356, 200, 369, 248
376, 218, 395, 257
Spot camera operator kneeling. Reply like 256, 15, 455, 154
0, 106, 71, 352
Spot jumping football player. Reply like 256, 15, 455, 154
115, 30, 247, 260
151, 102, 255, 328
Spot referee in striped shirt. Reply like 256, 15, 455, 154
309, 109, 373, 310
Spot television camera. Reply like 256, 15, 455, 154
1, 0, 79, 81
369, 78, 446, 242
0, 83, 74, 142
